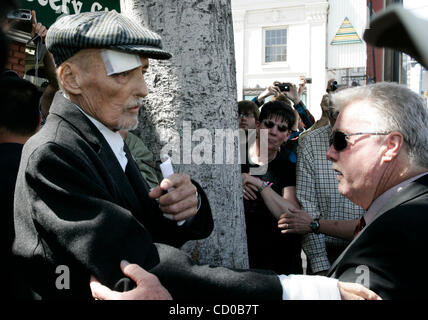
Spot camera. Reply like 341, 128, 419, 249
305, 77, 312, 84
276, 83, 290, 92
7, 9, 32, 33
8, 9, 32, 21
328, 80, 339, 93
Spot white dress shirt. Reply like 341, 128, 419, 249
72, 104, 128, 172
279, 274, 340, 300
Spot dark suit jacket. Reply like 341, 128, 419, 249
13, 92, 282, 300
328, 174, 428, 299
12, 92, 215, 299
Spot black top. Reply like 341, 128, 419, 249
0, 143, 22, 249
242, 149, 302, 275
0, 143, 23, 296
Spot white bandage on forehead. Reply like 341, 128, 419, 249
101, 49, 142, 76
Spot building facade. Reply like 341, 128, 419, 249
327, 0, 368, 88
232, 0, 329, 119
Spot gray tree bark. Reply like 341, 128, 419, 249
121, 0, 248, 268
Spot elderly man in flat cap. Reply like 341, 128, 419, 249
12, 9, 213, 300
12, 11, 379, 301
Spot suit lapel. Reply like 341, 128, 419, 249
371, 174, 428, 222
328, 174, 428, 277
123, 144, 161, 217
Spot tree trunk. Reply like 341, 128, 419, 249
122, 0, 248, 268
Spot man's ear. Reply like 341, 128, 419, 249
58, 63, 82, 95
382, 132, 404, 162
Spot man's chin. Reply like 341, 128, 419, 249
115, 118, 139, 131
337, 183, 352, 200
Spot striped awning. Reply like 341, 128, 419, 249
331, 17, 362, 45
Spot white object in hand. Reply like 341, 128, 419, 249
159, 155, 185, 226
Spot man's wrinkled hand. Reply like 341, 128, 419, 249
149, 173, 198, 221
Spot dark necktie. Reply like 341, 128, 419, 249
353, 216, 366, 238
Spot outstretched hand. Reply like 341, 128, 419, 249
90, 260, 173, 300
338, 281, 382, 300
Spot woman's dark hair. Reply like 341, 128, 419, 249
258, 100, 296, 130
238, 100, 260, 120
0, 76, 41, 135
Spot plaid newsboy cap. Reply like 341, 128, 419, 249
46, 10, 171, 66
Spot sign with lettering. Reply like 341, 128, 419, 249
20, 0, 121, 28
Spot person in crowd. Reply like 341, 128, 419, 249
298, 91, 332, 143
0, 0, 16, 70
238, 100, 260, 165
241, 101, 303, 275
238, 100, 259, 130
12, 10, 379, 301
0, 76, 41, 297
255, 83, 313, 164
252, 80, 314, 130
280, 92, 365, 276
272, 95, 301, 164
3, 9, 57, 124
30, 10, 60, 123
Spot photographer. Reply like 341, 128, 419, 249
241, 100, 303, 275
252, 80, 315, 130
3, 9, 58, 124
28, 10, 58, 123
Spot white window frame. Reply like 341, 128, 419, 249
262, 26, 288, 65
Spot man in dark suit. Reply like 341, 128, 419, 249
12, 10, 215, 300
325, 82, 428, 299
13, 10, 379, 301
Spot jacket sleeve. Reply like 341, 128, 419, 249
151, 243, 283, 300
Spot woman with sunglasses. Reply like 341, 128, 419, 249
241, 100, 303, 275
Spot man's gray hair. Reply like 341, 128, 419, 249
331, 82, 428, 168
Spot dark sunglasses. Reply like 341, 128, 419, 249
262, 120, 289, 132
329, 131, 390, 151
